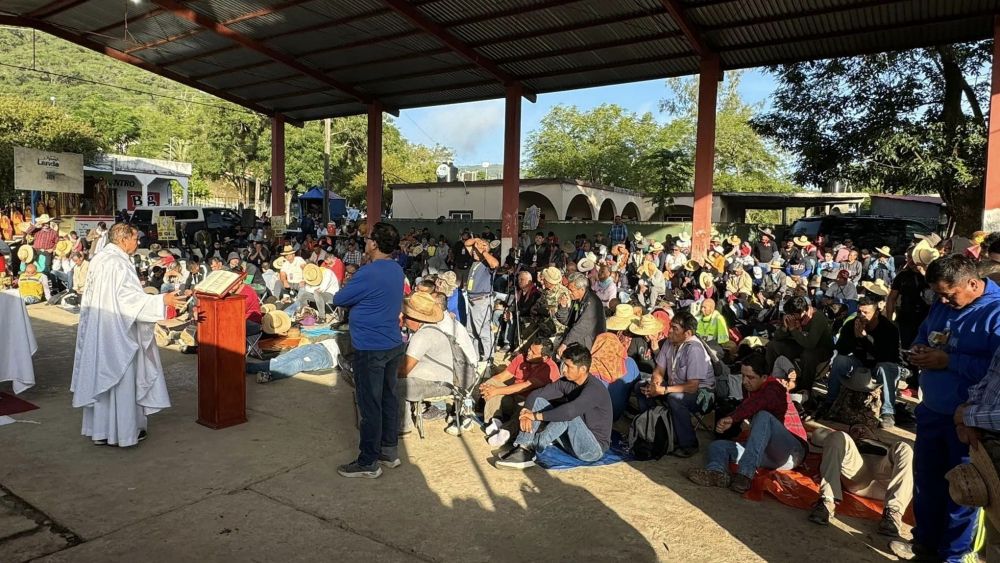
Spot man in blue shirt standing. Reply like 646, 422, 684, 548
890, 255, 1000, 562
333, 222, 406, 479
464, 236, 499, 362
608, 215, 628, 247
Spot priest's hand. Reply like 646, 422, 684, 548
163, 291, 184, 310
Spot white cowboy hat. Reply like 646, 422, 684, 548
541, 267, 562, 285
279, 244, 296, 256
698, 271, 715, 290
875, 246, 892, 258
912, 241, 940, 267
577, 257, 596, 273
17, 245, 34, 263
34, 214, 51, 224
677, 232, 691, 243
861, 279, 890, 297
633, 231, 644, 242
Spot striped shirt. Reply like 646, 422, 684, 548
963, 346, 1000, 431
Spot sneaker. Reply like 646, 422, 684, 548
808, 498, 835, 525
256, 371, 273, 384
487, 428, 511, 448
138, 430, 148, 442
421, 405, 447, 421
483, 418, 501, 437
495, 446, 536, 469
686, 468, 731, 488
495, 443, 517, 461
377, 455, 402, 469
92, 439, 108, 446
730, 474, 752, 494
337, 461, 383, 479
879, 414, 896, 429
888, 541, 937, 561
670, 446, 698, 458
445, 417, 475, 436
878, 506, 902, 537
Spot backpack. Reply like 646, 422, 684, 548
627, 405, 674, 460
690, 337, 728, 398
422, 324, 477, 390
871, 263, 893, 286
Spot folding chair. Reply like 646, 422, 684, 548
246, 324, 264, 360
692, 387, 716, 433
412, 395, 454, 439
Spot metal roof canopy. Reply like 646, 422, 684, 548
0, 1, 997, 123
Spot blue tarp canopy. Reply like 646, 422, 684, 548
299, 187, 346, 219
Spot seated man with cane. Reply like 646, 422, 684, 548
495, 344, 612, 469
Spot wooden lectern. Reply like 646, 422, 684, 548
194, 292, 247, 429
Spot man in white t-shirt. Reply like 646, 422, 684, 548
286, 263, 340, 322
277, 244, 306, 297
398, 292, 457, 434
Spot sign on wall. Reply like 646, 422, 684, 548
13, 147, 84, 194
126, 190, 160, 211
270, 216, 286, 235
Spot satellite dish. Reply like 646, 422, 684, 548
481, 162, 490, 168
436, 164, 449, 177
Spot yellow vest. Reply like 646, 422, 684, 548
19, 273, 44, 300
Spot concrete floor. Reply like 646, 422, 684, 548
1, 304, 987, 562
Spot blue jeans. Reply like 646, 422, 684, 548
353, 345, 405, 467
825, 355, 900, 415
913, 404, 982, 561
706, 411, 805, 478
513, 397, 604, 462
246, 343, 332, 380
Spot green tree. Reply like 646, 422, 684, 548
72, 99, 142, 154
196, 106, 270, 204
0, 96, 102, 200
751, 43, 990, 232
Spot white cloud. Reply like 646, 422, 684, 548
414, 100, 504, 158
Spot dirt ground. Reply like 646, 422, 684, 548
1, 304, 996, 562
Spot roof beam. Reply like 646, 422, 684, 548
659, 0, 710, 57
0, 15, 286, 120
148, 0, 374, 105
702, 0, 908, 32
379, 0, 533, 100
91, 8, 165, 36
26, 0, 87, 19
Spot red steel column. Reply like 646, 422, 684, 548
501, 84, 522, 258
367, 102, 383, 231
691, 55, 720, 259
984, 16, 1000, 231
270, 114, 285, 217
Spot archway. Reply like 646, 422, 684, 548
621, 201, 641, 221
598, 199, 616, 220
519, 191, 558, 223
565, 194, 594, 220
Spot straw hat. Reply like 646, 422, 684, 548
759, 227, 774, 237
946, 439, 1000, 526
561, 241, 576, 254
698, 271, 715, 290
34, 214, 50, 224
683, 259, 699, 272
541, 266, 563, 285
769, 258, 783, 269
875, 246, 892, 258
272, 257, 287, 270
279, 244, 296, 257
606, 304, 638, 331
261, 303, 277, 314
629, 314, 664, 336
149, 243, 162, 253
303, 264, 323, 286
633, 231, 644, 242
793, 235, 810, 247
785, 276, 798, 289
143, 287, 158, 295
54, 239, 72, 257
404, 292, 444, 323
915, 232, 943, 248
262, 310, 292, 335
16, 245, 34, 263
861, 279, 890, 297
577, 257, 596, 273
676, 232, 691, 243
649, 241, 664, 252
728, 235, 741, 246
912, 241, 940, 267
437, 270, 458, 291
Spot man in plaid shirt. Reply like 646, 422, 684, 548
607, 215, 628, 246
343, 240, 363, 266
955, 345, 1000, 440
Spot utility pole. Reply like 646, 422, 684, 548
323, 118, 331, 225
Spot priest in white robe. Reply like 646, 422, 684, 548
71, 223, 184, 447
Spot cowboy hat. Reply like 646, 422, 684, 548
649, 241, 664, 252
437, 270, 458, 291
633, 231, 644, 242
262, 310, 292, 335
148, 243, 162, 253
541, 266, 563, 285
676, 232, 691, 243
698, 271, 715, 290
577, 257, 596, 273
261, 303, 277, 314
861, 279, 890, 297
303, 264, 324, 286
758, 227, 774, 237
272, 257, 287, 270
54, 239, 72, 257
793, 235, 810, 247
561, 241, 576, 254
143, 286, 159, 295
769, 258, 783, 269
912, 241, 940, 267
606, 304, 638, 331
404, 292, 444, 323
728, 235, 742, 246
785, 276, 798, 289
844, 366, 877, 393
875, 246, 892, 258
946, 434, 1000, 527
489, 239, 501, 250
34, 214, 51, 224
279, 244, 296, 256
683, 259, 699, 272
16, 245, 34, 264
629, 314, 664, 336
915, 232, 943, 248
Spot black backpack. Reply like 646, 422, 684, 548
627, 406, 675, 460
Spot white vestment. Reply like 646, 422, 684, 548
70, 244, 169, 447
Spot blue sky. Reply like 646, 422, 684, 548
395, 68, 778, 166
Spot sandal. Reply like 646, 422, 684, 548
256, 371, 273, 384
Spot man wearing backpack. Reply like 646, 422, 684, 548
868, 246, 896, 285
635, 310, 716, 458
397, 292, 459, 435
